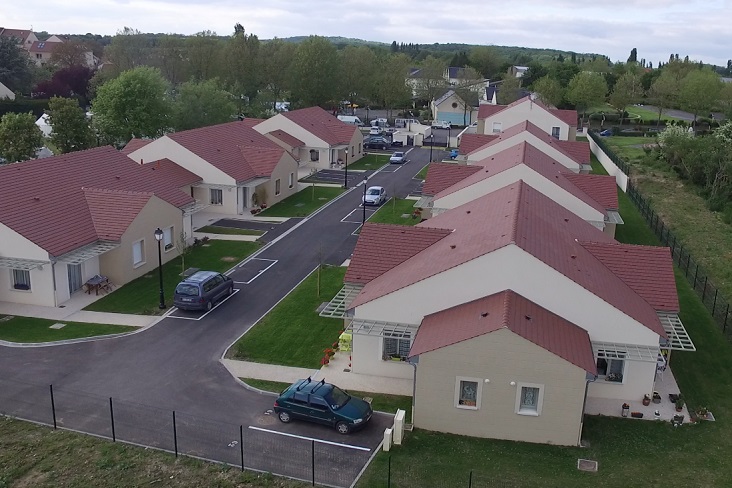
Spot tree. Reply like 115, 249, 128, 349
223, 25, 261, 100
469, 46, 504, 79
152, 35, 189, 85
0, 112, 44, 162
608, 72, 643, 125
497, 75, 522, 104
50, 40, 89, 68
547, 61, 580, 88
259, 38, 296, 111
0, 36, 33, 92
452, 66, 483, 125
172, 79, 236, 131
520, 62, 548, 88
339, 45, 376, 109
532, 76, 564, 107
566, 72, 608, 125
187, 31, 222, 81
47, 96, 95, 153
32, 65, 94, 104
104, 27, 150, 75
414, 55, 447, 102
678, 69, 723, 124
92, 66, 172, 145
628, 48, 638, 63
291, 36, 339, 107
647, 71, 680, 126
719, 82, 732, 121
376, 53, 411, 119
449, 51, 469, 68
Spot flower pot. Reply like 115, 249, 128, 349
652, 392, 661, 404
621, 404, 630, 417
642, 397, 651, 406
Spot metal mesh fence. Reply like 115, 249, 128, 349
379, 455, 517, 488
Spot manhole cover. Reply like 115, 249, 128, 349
49, 323, 66, 329
577, 459, 598, 472
256, 415, 278, 426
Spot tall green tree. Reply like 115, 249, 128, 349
566, 72, 608, 125
497, 75, 522, 104
547, 61, 580, 88
719, 82, 732, 121
152, 35, 189, 85
338, 46, 377, 109
608, 72, 643, 125
376, 53, 411, 119
47, 96, 95, 153
92, 66, 172, 145
627, 48, 638, 63
0, 112, 44, 162
0, 36, 34, 92
259, 38, 296, 111
679, 69, 723, 124
223, 25, 261, 100
104, 27, 150, 75
187, 31, 222, 81
468, 46, 504, 79
291, 36, 339, 107
414, 55, 447, 101
647, 70, 679, 126
50, 41, 89, 68
172, 79, 236, 131
532, 75, 564, 107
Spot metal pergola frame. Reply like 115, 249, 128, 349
605, 210, 625, 225
414, 196, 433, 208
55, 241, 120, 265
658, 312, 696, 351
0, 257, 51, 270
348, 318, 420, 338
592, 341, 660, 362
319, 284, 363, 318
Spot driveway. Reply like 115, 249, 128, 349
0, 147, 442, 486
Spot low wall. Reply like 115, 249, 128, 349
587, 135, 629, 192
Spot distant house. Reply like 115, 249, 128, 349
0, 81, 15, 100
125, 119, 299, 215
0, 27, 37, 50
27, 37, 98, 68
35, 113, 52, 137
430, 89, 478, 127
407, 66, 487, 99
0, 146, 200, 307
477, 96, 578, 141
509, 66, 529, 78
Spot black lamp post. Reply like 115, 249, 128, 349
154, 228, 165, 309
448, 127, 452, 149
429, 134, 434, 162
362, 175, 368, 226
343, 151, 348, 189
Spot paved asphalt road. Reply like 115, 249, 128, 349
0, 146, 444, 486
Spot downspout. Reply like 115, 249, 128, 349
408, 356, 419, 426
579, 373, 597, 446
50, 257, 58, 307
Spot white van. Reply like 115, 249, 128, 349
337, 115, 365, 126
370, 118, 389, 128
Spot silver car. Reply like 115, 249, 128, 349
363, 186, 387, 206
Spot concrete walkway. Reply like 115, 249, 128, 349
222, 352, 413, 397
0, 299, 157, 327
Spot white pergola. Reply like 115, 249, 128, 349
592, 341, 660, 362
55, 241, 120, 265
658, 312, 696, 351
0, 257, 51, 270
319, 284, 363, 318
347, 317, 420, 338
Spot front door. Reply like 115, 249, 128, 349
67, 264, 83, 293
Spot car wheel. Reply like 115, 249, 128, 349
278, 411, 291, 423
228, 285, 234, 296
206, 300, 213, 311
336, 421, 350, 434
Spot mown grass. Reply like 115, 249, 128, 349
84, 240, 260, 315
0, 316, 135, 343
228, 266, 346, 368
196, 226, 264, 236
367, 198, 421, 226
257, 187, 345, 217
347, 153, 390, 171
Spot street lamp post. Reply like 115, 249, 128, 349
362, 175, 368, 227
447, 127, 451, 149
429, 134, 434, 162
343, 152, 348, 189
154, 228, 165, 309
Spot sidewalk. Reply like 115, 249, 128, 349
0, 299, 157, 327
221, 353, 413, 396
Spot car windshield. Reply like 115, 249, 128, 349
366, 188, 380, 195
393, 152, 403, 157
175, 283, 200, 296
325, 386, 350, 410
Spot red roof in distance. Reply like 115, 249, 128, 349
422, 163, 481, 196
279, 106, 358, 145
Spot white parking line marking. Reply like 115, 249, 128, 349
341, 208, 376, 224
237, 258, 278, 284
168, 289, 241, 321
248, 426, 371, 451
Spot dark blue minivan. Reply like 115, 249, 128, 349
173, 271, 234, 311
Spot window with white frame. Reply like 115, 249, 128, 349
288, 172, 294, 189
454, 376, 482, 410
596, 349, 626, 382
275, 178, 281, 195
551, 126, 561, 139
210, 188, 223, 205
383, 330, 411, 360
163, 226, 174, 251
310, 150, 319, 161
492, 122, 502, 133
515, 383, 544, 416
132, 239, 145, 267
12, 269, 31, 291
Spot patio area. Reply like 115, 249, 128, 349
584, 366, 690, 423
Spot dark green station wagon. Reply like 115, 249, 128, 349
273, 378, 373, 434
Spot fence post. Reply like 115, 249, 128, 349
311, 439, 315, 486
109, 397, 116, 442
713, 289, 718, 316
469, 469, 473, 488
240, 425, 244, 472
671, 235, 677, 259
659, 222, 665, 244
49, 385, 57, 429
388, 455, 392, 488
693, 265, 699, 288
173, 411, 178, 457
685, 253, 691, 276
724, 304, 730, 332
702, 277, 708, 301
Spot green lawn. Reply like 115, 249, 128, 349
414, 163, 430, 180
84, 240, 260, 315
0, 316, 135, 343
368, 198, 421, 226
347, 153, 390, 171
241, 378, 412, 420
195, 225, 264, 236
257, 187, 345, 217
358, 177, 732, 488
228, 265, 346, 368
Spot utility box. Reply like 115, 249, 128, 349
383, 428, 393, 452
393, 409, 406, 445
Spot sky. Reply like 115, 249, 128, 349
5, 0, 731, 67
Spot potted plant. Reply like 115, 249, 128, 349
642, 394, 651, 406
652, 391, 662, 404
675, 398, 685, 412
696, 406, 709, 419
621, 403, 630, 417
320, 355, 330, 367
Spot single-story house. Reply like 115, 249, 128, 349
326, 181, 692, 444
430, 89, 478, 127
125, 119, 299, 215
0, 81, 15, 100
419, 142, 622, 235
464, 120, 590, 172
253, 106, 364, 171
0, 146, 201, 307
477, 96, 578, 141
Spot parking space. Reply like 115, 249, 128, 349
300, 169, 369, 188
234, 258, 278, 285
167, 289, 241, 321
379, 164, 404, 173
212, 218, 303, 243
341, 206, 377, 224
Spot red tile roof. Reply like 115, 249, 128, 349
143, 158, 202, 188
0, 146, 194, 257
344, 223, 452, 284
0, 28, 33, 42
349, 181, 666, 336
555, 140, 591, 165
29, 41, 60, 53
563, 174, 618, 209
266, 129, 305, 148
459, 133, 498, 155
122, 138, 153, 155
84, 188, 153, 241
422, 163, 481, 196
477, 97, 578, 127
582, 242, 679, 312
167, 120, 286, 183
477, 104, 505, 119
410, 290, 597, 374
280, 106, 358, 145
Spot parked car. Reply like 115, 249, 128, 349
365, 136, 389, 150
389, 151, 406, 164
274, 378, 373, 434
369, 126, 382, 136
599, 129, 614, 136
363, 186, 387, 206
173, 271, 234, 311
431, 120, 452, 129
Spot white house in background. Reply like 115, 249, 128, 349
0, 28, 37, 50
253, 106, 364, 170
327, 182, 691, 420
27, 36, 98, 69
0, 146, 201, 308
509, 66, 529, 78
0, 81, 15, 100
430, 90, 478, 127
35, 113, 52, 137
463, 120, 590, 172
420, 141, 622, 235
477, 96, 578, 141
125, 119, 299, 216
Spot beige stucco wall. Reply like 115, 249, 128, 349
352, 333, 414, 379
258, 153, 300, 207
0, 222, 55, 306
480, 102, 575, 141
432, 167, 606, 226
98, 196, 182, 286
193, 184, 238, 215
54, 258, 101, 305
414, 328, 587, 446
467, 133, 581, 173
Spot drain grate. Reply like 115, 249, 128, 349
577, 459, 598, 472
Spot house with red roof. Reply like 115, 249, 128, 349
0, 147, 201, 307
27, 37, 98, 69
420, 142, 622, 235
477, 96, 578, 141
0, 28, 38, 50
323, 181, 692, 444
252, 106, 364, 170
125, 120, 299, 216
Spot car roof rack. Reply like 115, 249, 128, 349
296, 377, 312, 391
311, 378, 327, 394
